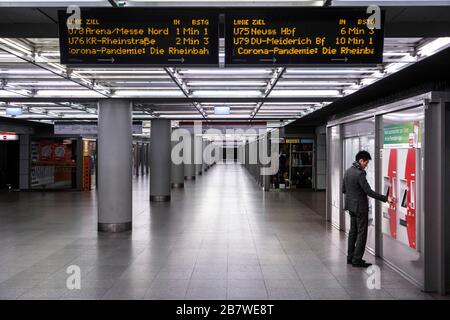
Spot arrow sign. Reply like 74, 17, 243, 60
98, 57, 115, 63
331, 57, 348, 62
168, 57, 185, 63
259, 57, 277, 63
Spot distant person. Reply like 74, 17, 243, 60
278, 148, 288, 181
343, 150, 394, 268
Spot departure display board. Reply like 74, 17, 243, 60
58, 8, 219, 66
225, 8, 385, 66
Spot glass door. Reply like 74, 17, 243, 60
343, 133, 376, 252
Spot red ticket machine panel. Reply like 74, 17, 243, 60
405, 148, 416, 249
382, 148, 397, 239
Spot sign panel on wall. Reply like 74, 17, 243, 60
225, 8, 385, 66
0, 132, 18, 141
58, 8, 219, 66
54, 122, 143, 135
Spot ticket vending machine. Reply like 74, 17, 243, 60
397, 148, 417, 249
382, 148, 397, 239
382, 147, 418, 249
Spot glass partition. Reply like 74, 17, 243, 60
342, 119, 376, 251
329, 125, 342, 228
381, 106, 425, 286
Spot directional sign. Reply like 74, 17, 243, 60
58, 8, 219, 66
0, 132, 18, 141
225, 8, 385, 66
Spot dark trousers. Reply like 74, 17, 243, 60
347, 211, 368, 263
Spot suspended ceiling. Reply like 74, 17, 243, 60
0, 1, 449, 125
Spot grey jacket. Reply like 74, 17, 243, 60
342, 165, 388, 213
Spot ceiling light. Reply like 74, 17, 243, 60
114, 90, 185, 97
1, 69, 50, 74
285, 69, 377, 74
6, 106, 23, 116
277, 81, 356, 86
0, 38, 31, 55
417, 37, 450, 57
269, 90, 341, 97
384, 62, 408, 74
191, 90, 263, 97
36, 90, 105, 97
179, 69, 273, 75
187, 81, 266, 86
74, 70, 166, 74
9, 81, 81, 86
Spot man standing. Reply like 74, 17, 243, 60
343, 150, 394, 268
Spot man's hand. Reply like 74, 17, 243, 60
388, 196, 395, 205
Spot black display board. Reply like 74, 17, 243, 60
58, 8, 219, 66
225, 8, 385, 66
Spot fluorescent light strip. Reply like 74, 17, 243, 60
8, 81, 82, 86
114, 90, 185, 97
276, 81, 356, 86
1, 69, 51, 74
74, 70, 167, 74
131, 0, 323, 2
179, 69, 273, 75
269, 90, 341, 97
285, 69, 378, 74
114, 81, 173, 84
417, 37, 450, 57
36, 90, 105, 97
0, 38, 32, 55
260, 106, 311, 110
187, 81, 267, 86
191, 90, 263, 97
0, 0, 105, 2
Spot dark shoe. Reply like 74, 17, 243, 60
348, 258, 366, 265
352, 261, 372, 268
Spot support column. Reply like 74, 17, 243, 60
140, 142, 145, 176
19, 134, 30, 190
184, 133, 195, 180
202, 139, 207, 172
150, 119, 171, 201
171, 132, 184, 188
205, 140, 211, 170
134, 143, 139, 176
195, 135, 203, 176
263, 133, 271, 191
145, 143, 149, 175
146, 142, 150, 175
98, 99, 132, 232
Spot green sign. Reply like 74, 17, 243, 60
383, 122, 420, 148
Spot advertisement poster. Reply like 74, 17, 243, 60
31, 140, 75, 189
383, 122, 421, 148
37, 141, 72, 163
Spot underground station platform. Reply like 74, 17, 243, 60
0, 0, 450, 317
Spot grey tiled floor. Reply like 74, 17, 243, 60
0, 163, 439, 300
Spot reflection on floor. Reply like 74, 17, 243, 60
0, 163, 440, 300
289, 190, 326, 218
